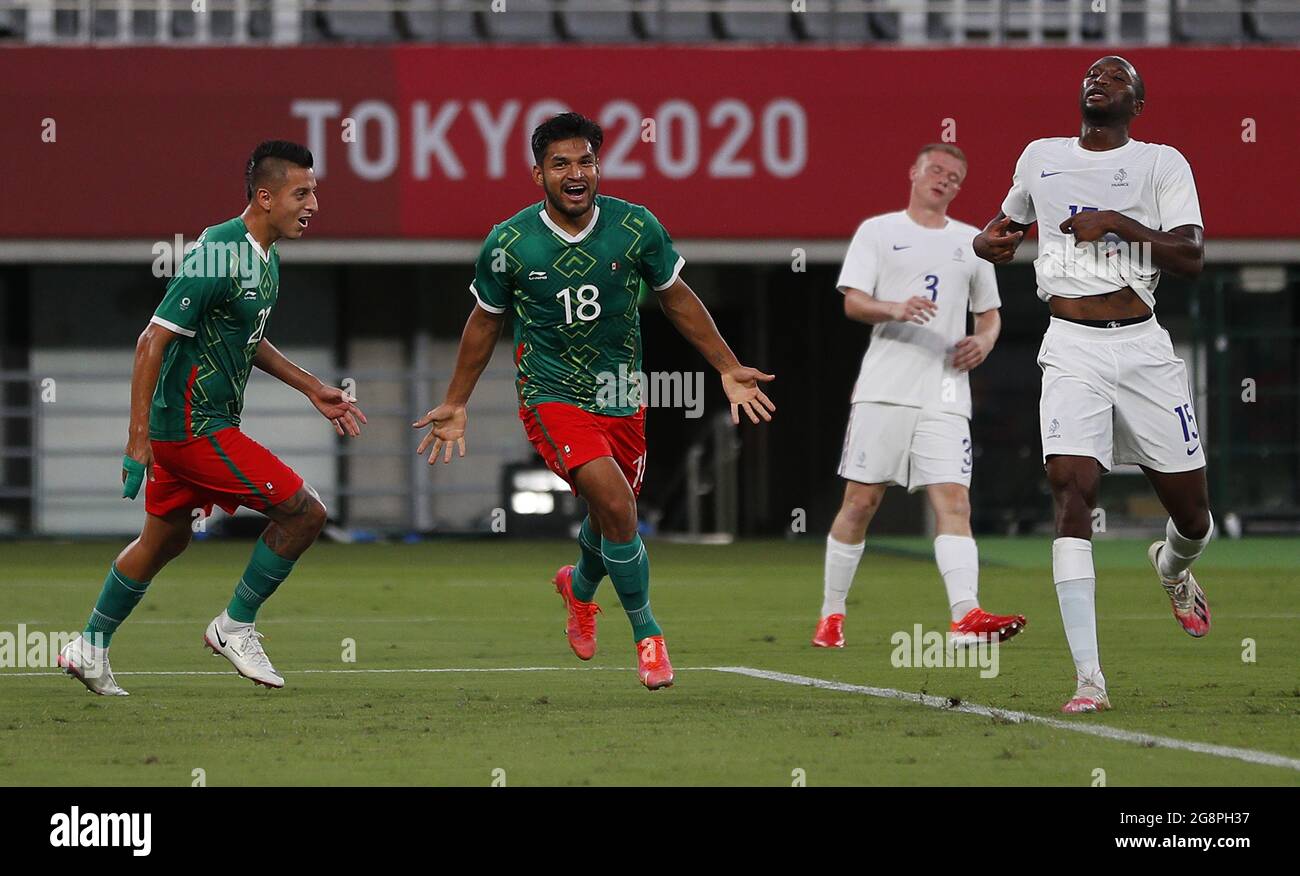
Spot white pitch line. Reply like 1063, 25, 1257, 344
713, 666, 1300, 773
0, 666, 727, 678
9, 662, 1300, 772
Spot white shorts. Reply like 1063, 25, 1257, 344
1037, 316, 1206, 473
837, 402, 972, 492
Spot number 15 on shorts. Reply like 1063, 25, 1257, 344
1175, 402, 1199, 452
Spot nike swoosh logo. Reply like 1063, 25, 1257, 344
1040, 171, 1065, 177
528, 271, 547, 279
1186, 445, 1200, 455
214, 629, 228, 648
892, 245, 911, 251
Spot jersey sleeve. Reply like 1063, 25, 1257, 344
969, 255, 1001, 313
150, 244, 228, 337
999, 142, 1038, 226
470, 227, 512, 314
637, 208, 686, 291
836, 219, 879, 295
1155, 146, 1204, 231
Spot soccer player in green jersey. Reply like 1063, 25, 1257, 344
58, 141, 366, 696
413, 113, 775, 689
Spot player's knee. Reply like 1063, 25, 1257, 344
302, 497, 328, 538
593, 496, 636, 542
841, 488, 882, 526
1173, 505, 1211, 540
931, 487, 970, 521
158, 528, 193, 561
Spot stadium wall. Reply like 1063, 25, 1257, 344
1, 46, 1298, 241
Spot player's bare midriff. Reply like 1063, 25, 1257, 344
1048, 285, 1152, 321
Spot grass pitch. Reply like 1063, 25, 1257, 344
2, 536, 1297, 786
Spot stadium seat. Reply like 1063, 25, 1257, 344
1174, 0, 1246, 43
638, 0, 717, 42
403, 1, 482, 41
1002, 0, 1075, 40
717, 1, 797, 42
1250, 1, 1300, 42
318, 0, 400, 42
559, 1, 643, 42
793, 3, 871, 42
0, 7, 22, 37
171, 9, 238, 40
478, 0, 560, 42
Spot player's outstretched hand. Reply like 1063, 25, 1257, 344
952, 334, 994, 372
893, 296, 938, 325
722, 366, 776, 425
1059, 209, 1114, 243
974, 216, 1024, 264
311, 385, 368, 437
413, 403, 468, 465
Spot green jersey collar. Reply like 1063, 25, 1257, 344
538, 202, 601, 245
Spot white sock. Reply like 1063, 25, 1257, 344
217, 610, 253, 634
934, 534, 979, 622
822, 535, 865, 617
1158, 514, 1213, 581
80, 632, 108, 656
1053, 537, 1103, 687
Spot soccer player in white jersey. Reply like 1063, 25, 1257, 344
812, 144, 1027, 651
973, 56, 1212, 714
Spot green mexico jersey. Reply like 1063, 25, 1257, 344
471, 195, 685, 417
149, 217, 280, 440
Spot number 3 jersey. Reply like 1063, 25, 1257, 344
148, 217, 280, 440
837, 211, 1000, 419
470, 195, 685, 417
999, 137, 1203, 308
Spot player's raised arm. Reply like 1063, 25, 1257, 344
413, 304, 505, 464
973, 213, 1029, 265
253, 339, 367, 437
656, 276, 775, 426
121, 321, 178, 498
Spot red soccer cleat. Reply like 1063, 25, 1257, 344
635, 634, 674, 690
1061, 675, 1111, 714
553, 564, 600, 660
950, 607, 1026, 646
812, 614, 845, 648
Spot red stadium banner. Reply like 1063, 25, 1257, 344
1, 46, 1297, 240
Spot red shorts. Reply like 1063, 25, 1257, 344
145, 427, 305, 518
519, 403, 647, 496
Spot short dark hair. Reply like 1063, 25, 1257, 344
245, 140, 314, 201
530, 112, 603, 165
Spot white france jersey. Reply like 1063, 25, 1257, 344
837, 211, 1000, 419
1000, 137, 1202, 309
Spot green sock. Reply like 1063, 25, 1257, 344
226, 537, 297, 623
83, 565, 151, 648
572, 517, 606, 602
601, 534, 661, 642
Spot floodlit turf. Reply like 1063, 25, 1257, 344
2, 537, 1297, 786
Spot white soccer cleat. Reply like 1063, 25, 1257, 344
204, 613, 284, 689
1061, 673, 1110, 714
1148, 541, 1211, 637
57, 634, 129, 697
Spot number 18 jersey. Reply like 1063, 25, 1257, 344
470, 195, 685, 417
